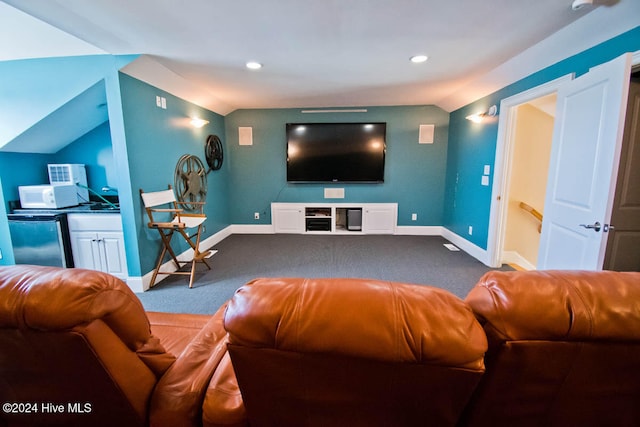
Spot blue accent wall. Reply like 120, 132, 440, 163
444, 26, 640, 250
118, 73, 231, 276
225, 106, 449, 226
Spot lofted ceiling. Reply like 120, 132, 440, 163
3, 0, 632, 115
0, 0, 636, 154
1, 80, 108, 154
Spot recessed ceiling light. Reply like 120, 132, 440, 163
246, 61, 263, 70
410, 55, 428, 64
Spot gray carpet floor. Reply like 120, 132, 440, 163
136, 234, 513, 314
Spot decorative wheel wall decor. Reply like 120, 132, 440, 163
205, 134, 224, 173
174, 154, 207, 210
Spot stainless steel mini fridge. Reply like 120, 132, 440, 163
8, 213, 74, 267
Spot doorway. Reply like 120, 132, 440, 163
486, 75, 573, 269
501, 95, 556, 270
489, 53, 639, 271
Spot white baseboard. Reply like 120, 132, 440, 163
501, 251, 536, 270
395, 226, 444, 236
441, 228, 492, 267
127, 277, 145, 293
230, 224, 276, 234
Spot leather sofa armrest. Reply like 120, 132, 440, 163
202, 351, 247, 427
149, 303, 232, 427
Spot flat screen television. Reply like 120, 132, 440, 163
286, 122, 386, 183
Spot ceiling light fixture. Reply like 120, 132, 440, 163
246, 61, 263, 70
571, 0, 593, 10
465, 105, 498, 123
410, 55, 428, 64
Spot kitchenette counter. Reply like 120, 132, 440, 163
10, 203, 120, 216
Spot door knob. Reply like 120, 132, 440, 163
579, 221, 601, 232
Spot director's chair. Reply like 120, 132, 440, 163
140, 185, 215, 288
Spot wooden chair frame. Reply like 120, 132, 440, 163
140, 185, 214, 288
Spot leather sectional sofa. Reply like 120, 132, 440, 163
0, 265, 638, 426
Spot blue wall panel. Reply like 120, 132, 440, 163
225, 106, 449, 226
118, 73, 231, 276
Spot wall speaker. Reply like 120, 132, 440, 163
239, 127, 253, 145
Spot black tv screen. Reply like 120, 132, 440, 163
286, 122, 386, 183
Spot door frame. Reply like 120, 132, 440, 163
486, 74, 573, 268
487, 51, 640, 269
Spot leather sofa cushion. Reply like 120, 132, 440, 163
466, 270, 640, 343
0, 265, 175, 377
147, 311, 211, 357
225, 277, 487, 370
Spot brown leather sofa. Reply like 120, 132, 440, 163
461, 270, 640, 427
0, 265, 243, 427
223, 277, 488, 426
2, 265, 639, 427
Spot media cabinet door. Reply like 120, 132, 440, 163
362, 205, 397, 234
272, 205, 305, 233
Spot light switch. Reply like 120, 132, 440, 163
481, 175, 490, 186
484, 165, 491, 175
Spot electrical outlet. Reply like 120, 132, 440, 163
468, 226, 473, 235
254, 212, 260, 220
411, 213, 417, 221
0, 248, 3, 260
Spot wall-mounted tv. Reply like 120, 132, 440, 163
286, 122, 386, 183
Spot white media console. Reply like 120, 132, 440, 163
271, 203, 397, 234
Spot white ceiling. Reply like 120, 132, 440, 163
3, 0, 636, 118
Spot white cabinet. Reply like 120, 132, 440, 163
67, 214, 128, 280
271, 203, 397, 235
272, 204, 305, 233
362, 204, 397, 234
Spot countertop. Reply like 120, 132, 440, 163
10, 203, 120, 216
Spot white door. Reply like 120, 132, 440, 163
538, 53, 632, 270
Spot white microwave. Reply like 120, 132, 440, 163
18, 185, 79, 209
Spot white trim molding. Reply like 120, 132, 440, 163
441, 228, 491, 267
394, 226, 444, 236
487, 74, 574, 269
